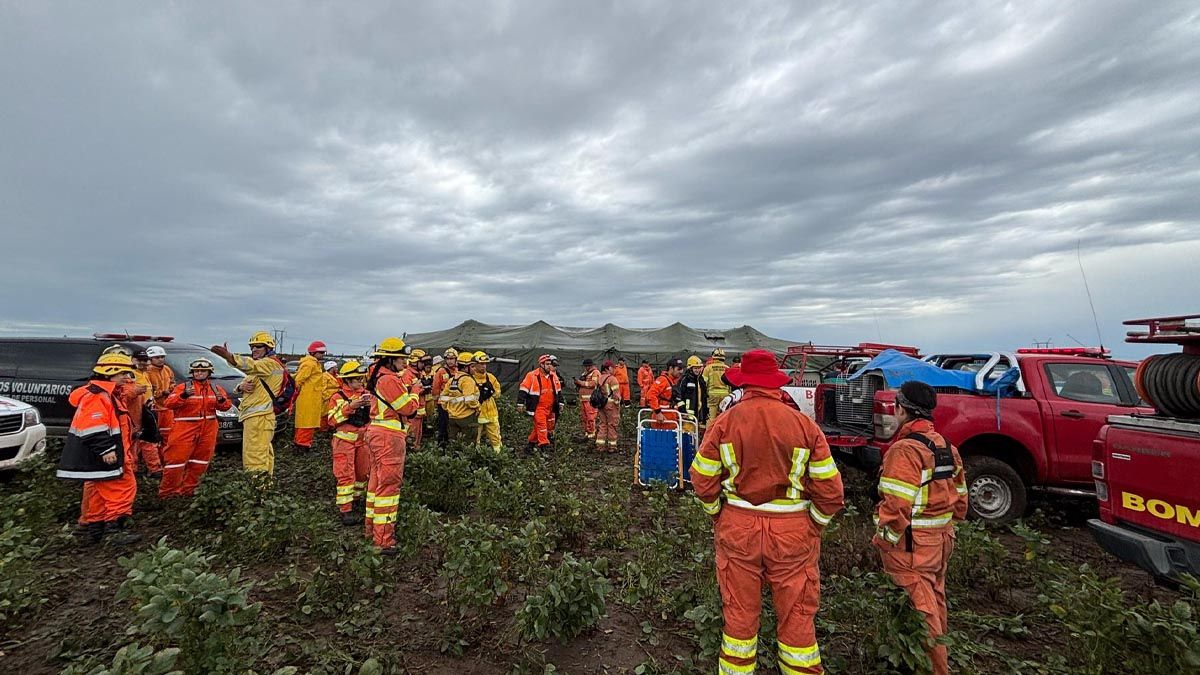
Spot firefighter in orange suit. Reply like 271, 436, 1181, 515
57, 352, 143, 546
573, 359, 600, 442
518, 354, 560, 451
873, 381, 967, 675
129, 349, 162, 474
614, 357, 631, 406
645, 357, 683, 429
689, 349, 844, 675
363, 338, 420, 554
327, 361, 373, 525
159, 358, 232, 499
145, 345, 175, 444
594, 360, 622, 452
404, 350, 429, 449
292, 340, 328, 452
637, 359, 655, 407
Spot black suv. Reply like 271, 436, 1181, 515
0, 336, 244, 445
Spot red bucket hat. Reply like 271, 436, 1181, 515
725, 349, 790, 389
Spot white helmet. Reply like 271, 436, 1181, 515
145, 346, 167, 358
324, 360, 338, 371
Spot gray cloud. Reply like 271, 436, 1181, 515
1, 1, 1198, 358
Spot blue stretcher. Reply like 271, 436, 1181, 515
634, 409, 699, 490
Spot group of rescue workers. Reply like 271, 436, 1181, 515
58, 332, 965, 674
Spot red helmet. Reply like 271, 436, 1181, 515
308, 341, 327, 354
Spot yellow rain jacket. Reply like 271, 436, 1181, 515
472, 371, 502, 424
232, 354, 286, 421
702, 360, 730, 402
293, 355, 325, 429
443, 372, 480, 420
320, 371, 340, 409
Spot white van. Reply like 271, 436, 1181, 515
0, 395, 48, 470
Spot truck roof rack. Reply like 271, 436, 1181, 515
1123, 314, 1200, 351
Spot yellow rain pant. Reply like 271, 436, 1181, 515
242, 414, 276, 474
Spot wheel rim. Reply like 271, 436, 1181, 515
970, 475, 1012, 519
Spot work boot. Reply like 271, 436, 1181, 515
379, 546, 399, 557
293, 443, 311, 454
340, 511, 358, 526
82, 521, 105, 545
107, 517, 143, 546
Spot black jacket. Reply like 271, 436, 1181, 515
675, 370, 709, 423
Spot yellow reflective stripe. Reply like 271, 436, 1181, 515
336, 486, 354, 494
722, 633, 757, 659
333, 430, 360, 441
726, 496, 811, 513
779, 641, 821, 668
373, 495, 399, 508
786, 447, 810, 498
808, 456, 838, 480
370, 419, 407, 432
878, 525, 903, 544
911, 513, 953, 528
912, 469, 932, 513
878, 477, 918, 501
389, 393, 418, 409
809, 504, 835, 526
691, 453, 722, 477
718, 658, 756, 675
956, 484, 968, 495
696, 496, 722, 515
719, 443, 740, 493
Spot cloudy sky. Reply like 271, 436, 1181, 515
3, 2, 1198, 357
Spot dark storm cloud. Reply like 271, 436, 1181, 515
1, 1, 1197, 357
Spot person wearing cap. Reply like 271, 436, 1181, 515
129, 349, 163, 475
637, 359, 655, 408
594, 360, 622, 452
292, 341, 329, 453
613, 357, 631, 407
645, 357, 684, 430
689, 349, 845, 675
573, 358, 601, 442
159, 358, 233, 500
318, 360, 340, 432
210, 332, 287, 474
702, 348, 730, 424
546, 355, 565, 441
363, 337, 420, 554
327, 361, 374, 525
145, 345, 176, 446
443, 351, 481, 443
471, 352, 503, 453
432, 348, 460, 445
518, 355, 561, 451
675, 355, 709, 431
58, 352, 143, 546
873, 381, 967, 675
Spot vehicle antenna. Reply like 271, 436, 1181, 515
1076, 240, 1104, 350
1065, 333, 1087, 348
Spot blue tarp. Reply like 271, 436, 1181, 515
848, 349, 1020, 395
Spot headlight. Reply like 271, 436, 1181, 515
23, 408, 40, 426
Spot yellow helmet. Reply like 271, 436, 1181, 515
372, 337, 408, 358
473, 351, 490, 364
338, 360, 369, 379
94, 352, 135, 377
687, 355, 703, 368
443, 347, 459, 360
712, 348, 726, 360
408, 348, 427, 363
249, 331, 276, 348
457, 351, 475, 365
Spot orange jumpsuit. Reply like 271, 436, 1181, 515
519, 368, 559, 448
644, 373, 679, 429
363, 364, 419, 549
128, 369, 162, 472
637, 364, 655, 407
405, 365, 427, 449
159, 379, 232, 498
873, 419, 968, 675
69, 381, 137, 525
147, 363, 176, 443
613, 363, 631, 404
690, 387, 845, 675
575, 367, 600, 440
327, 386, 372, 513
594, 372, 621, 450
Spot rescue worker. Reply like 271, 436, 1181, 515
327, 361, 373, 525
702, 348, 730, 423
426, 355, 443, 423
158, 358, 232, 499
319, 360, 340, 431
573, 358, 600, 442
129, 349, 162, 474
637, 359, 655, 407
547, 355, 565, 442
292, 341, 328, 453
432, 348, 459, 445
873, 381, 968, 675
58, 352, 143, 545
675, 355, 709, 431
594, 360, 622, 452
145, 345, 175, 446
614, 357, 631, 407
210, 332, 287, 474
518, 355, 560, 452
645, 358, 684, 429
442, 351, 480, 442
363, 337, 420, 554
404, 350, 429, 449
471, 352, 503, 452
689, 349, 845, 675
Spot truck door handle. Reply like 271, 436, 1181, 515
1060, 410, 1085, 419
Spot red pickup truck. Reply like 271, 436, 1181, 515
1089, 315, 1200, 578
816, 348, 1149, 524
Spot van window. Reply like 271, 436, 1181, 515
12, 341, 100, 382
1045, 363, 1121, 404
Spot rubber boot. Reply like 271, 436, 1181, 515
83, 521, 105, 546
108, 516, 143, 545
340, 511, 358, 526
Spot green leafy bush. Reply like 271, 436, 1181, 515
439, 519, 511, 615
404, 450, 477, 515
818, 570, 934, 674
61, 643, 183, 675
294, 539, 390, 620
516, 554, 610, 642
117, 539, 262, 673
183, 471, 327, 561
0, 521, 47, 623
947, 521, 1010, 598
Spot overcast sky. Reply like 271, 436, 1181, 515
2, 2, 1198, 358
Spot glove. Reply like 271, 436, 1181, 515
182, 382, 194, 398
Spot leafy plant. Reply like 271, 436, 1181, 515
440, 519, 511, 616
0, 521, 47, 623
61, 643, 183, 675
295, 539, 391, 620
516, 554, 610, 642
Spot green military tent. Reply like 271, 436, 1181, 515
402, 319, 799, 399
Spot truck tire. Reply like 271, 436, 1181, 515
965, 455, 1027, 526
